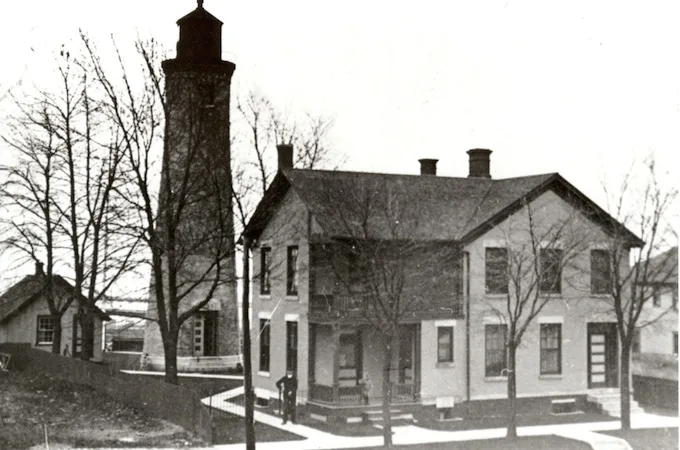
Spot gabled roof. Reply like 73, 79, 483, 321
640, 246, 678, 285
244, 168, 643, 246
0, 274, 111, 324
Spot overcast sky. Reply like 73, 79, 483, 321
0, 0, 678, 286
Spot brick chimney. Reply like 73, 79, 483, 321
35, 261, 44, 276
277, 144, 293, 170
467, 149, 492, 178
419, 159, 438, 175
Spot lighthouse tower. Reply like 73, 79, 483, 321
143, 1, 239, 366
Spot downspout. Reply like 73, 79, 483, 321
464, 251, 471, 403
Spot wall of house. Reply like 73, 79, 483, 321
0, 298, 105, 361
639, 285, 678, 355
464, 189, 622, 400
252, 189, 311, 400
420, 319, 466, 404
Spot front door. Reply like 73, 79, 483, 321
587, 323, 618, 388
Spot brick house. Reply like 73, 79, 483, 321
243, 146, 643, 421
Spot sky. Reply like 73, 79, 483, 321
0, 0, 678, 288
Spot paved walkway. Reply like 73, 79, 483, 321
121, 370, 243, 380
203, 387, 678, 450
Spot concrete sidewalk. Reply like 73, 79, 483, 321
204, 387, 678, 450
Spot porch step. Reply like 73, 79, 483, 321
587, 391, 644, 417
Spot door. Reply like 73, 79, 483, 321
194, 312, 218, 356
72, 314, 82, 357
587, 323, 618, 388
193, 315, 204, 356
286, 321, 298, 374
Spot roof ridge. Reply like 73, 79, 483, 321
286, 167, 557, 181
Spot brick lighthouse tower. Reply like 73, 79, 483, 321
143, 0, 239, 368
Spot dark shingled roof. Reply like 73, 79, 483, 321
244, 168, 643, 245
0, 274, 110, 324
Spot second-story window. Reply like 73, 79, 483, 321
590, 249, 611, 294
260, 247, 271, 295
540, 248, 563, 295
485, 247, 508, 294
287, 246, 299, 296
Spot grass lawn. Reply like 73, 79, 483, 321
133, 373, 243, 399
329, 435, 591, 450
600, 427, 678, 450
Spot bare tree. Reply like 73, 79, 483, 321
598, 157, 677, 429
308, 176, 458, 448
81, 35, 238, 384
0, 89, 70, 354
0, 47, 142, 359
478, 199, 590, 437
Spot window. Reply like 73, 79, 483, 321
286, 321, 298, 374
287, 246, 299, 296
653, 286, 661, 307
36, 315, 56, 345
485, 324, 507, 377
437, 327, 454, 363
673, 287, 678, 311
590, 249, 611, 294
259, 319, 270, 372
540, 324, 562, 375
674, 332, 678, 356
260, 247, 271, 295
540, 249, 563, 294
485, 247, 508, 294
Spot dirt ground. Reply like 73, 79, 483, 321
0, 370, 206, 449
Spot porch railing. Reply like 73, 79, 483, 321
309, 382, 416, 405
309, 293, 464, 318
310, 294, 364, 313
390, 383, 415, 403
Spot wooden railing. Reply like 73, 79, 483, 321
310, 293, 464, 320
309, 382, 415, 405
310, 294, 365, 313
310, 383, 335, 403
391, 383, 415, 403
338, 385, 363, 404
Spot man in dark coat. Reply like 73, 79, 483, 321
276, 369, 298, 424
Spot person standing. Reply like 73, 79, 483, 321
360, 373, 372, 405
276, 369, 298, 424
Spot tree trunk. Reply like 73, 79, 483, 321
381, 334, 394, 448
164, 332, 179, 384
79, 312, 95, 361
620, 341, 632, 430
506, 344, 518, 438
242, 238, 256, 450
52, 317, 62, 355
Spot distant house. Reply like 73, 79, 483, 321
0, 263, 110, 361
634, 246, 678, 356
243, 146, 644, 421
100, 298, 148, 353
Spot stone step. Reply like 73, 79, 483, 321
366, 413, 414, 422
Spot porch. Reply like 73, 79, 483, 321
309, 382, 417, 406
307, 323, 420, 406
